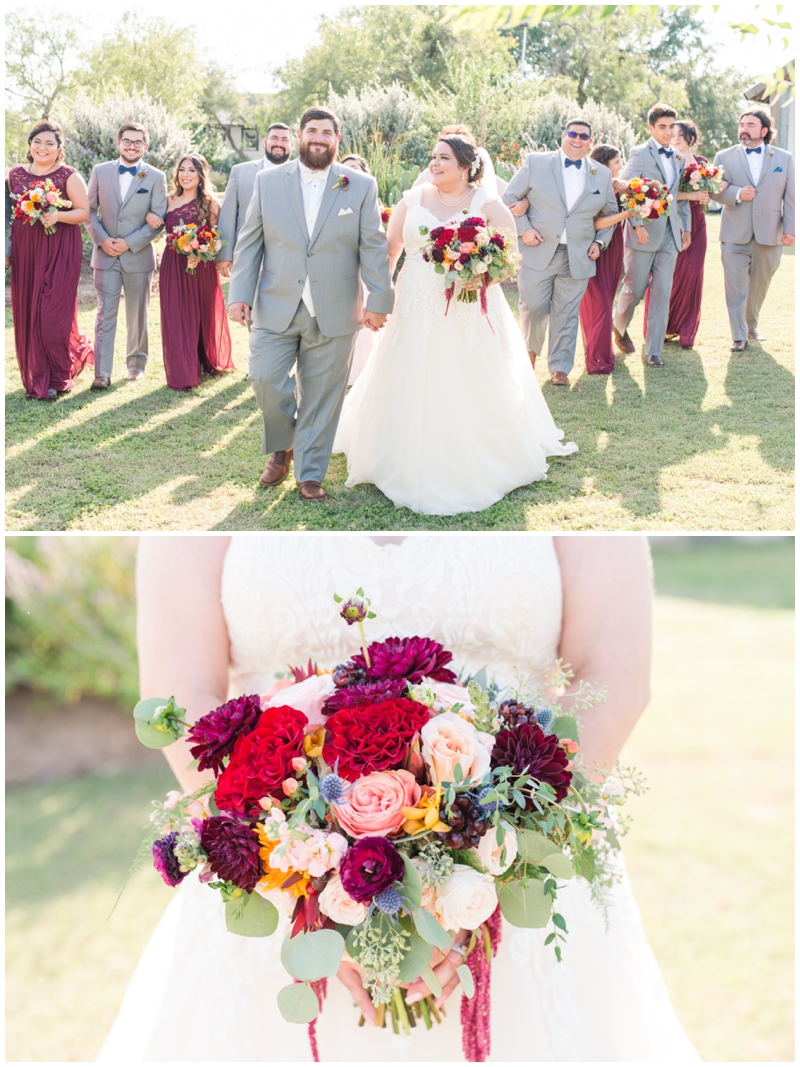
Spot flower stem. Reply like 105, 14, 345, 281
357, 620, 371, 669
393, 988, 411, 1036
419, 995, 432, 1029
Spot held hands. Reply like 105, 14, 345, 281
216, 260, 232, 278
507, 197, 530, 217
739, 185, 757, 202
145, 212, 164, 229
635, 226, 650, 246
587, 241, 601, 260
521, 228, 544, 247
360, 310, 388, 332
228, 302, 251, 326
680, 230, 692, 252
783, 233, 795, 247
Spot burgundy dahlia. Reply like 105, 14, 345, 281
199, 815, 263, 893
323, 677, 407, 714
353, 636, 457, 685
153, 832, 187, 887
339, 836, 405, 904
491, 723, 572, 803
188, 694, 262, 775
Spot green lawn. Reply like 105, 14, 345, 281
5, 541, 794, 1061
5, 215, 794, 530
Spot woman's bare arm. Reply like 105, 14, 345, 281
554, 536, 652, 770
137, 535, 232, 791
386, 196, 407, 274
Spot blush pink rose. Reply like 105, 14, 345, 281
458, 241, 476, 254
334, 769, 421, 838
264, 674, 336, 727
421, 712, 492, 786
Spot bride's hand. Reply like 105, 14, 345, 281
403, 930, 470, 1010
336, 959, 377, 1025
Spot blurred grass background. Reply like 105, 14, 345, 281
4, 535, 794, 1061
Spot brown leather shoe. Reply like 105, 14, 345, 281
731, 340, 747, 353
127, 369, 145, 381
527, 350, 537, 369
259, 449, 294, 487
91, 377, 111, 390
298, 481, 326, 501
646, 353, 664, 367
550, 371, 569, 386
612, 326, 635, 354
748, 330, 766, 342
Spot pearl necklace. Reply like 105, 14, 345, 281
436, 185, 473, 209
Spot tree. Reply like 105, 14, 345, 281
5, 13, 83, 119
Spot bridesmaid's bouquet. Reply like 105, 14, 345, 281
419, 217, 517, 325
165, 220, 226, 273
132, 591, 643, 1061
619, 176, 672, 223
380, 203, 393, 226
11, 178, 72, 234
679, 161, 725, 209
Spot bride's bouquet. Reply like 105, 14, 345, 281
419, 216, 517, 325
11, 178, 72, 234
165, 219, 226, 273
132, 591, 643, 1061
619, 176, 672, 223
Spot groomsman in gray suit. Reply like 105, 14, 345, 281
503, 119, 619, 385
710, 108, 795, 352
216, 122, 293, 278
228, 107, 394, 500
86, 122, 167, 388
612, 103, 691, 367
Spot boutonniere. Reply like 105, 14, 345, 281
588, 164, 596, 175
331, 173, 349, 191
137, 169, 146, 181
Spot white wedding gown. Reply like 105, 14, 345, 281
99, 536, 699, 1063
333, 187, 577, 515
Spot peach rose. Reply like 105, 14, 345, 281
318, 872, 368, 925
427, 681, 476, 718
264, 673, 336, 727
421, 712, 492, 787
334, 769, 421, 838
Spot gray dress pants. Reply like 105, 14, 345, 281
720, 239, 783, 341
517, 246, 589, 375
614, 230, 679, 358
93, 264, 153, 378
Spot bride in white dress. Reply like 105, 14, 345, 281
99, 534, 699, 1063
334, 136, 577, 516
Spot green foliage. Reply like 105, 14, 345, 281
5, 13, 84, 121
519, 92, 637, 155
276, 981, 319, 1023
330, 81, 423, 146
413, 906, 451, 949
497, 877, 551, 927
284, 928, 345, 979
5, 536, 139, 707
224, 890, 279, 937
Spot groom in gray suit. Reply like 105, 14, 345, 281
216, 122, 293, 278
86, 122, 167, 388
503, 119, 619, 385
612, 103, 691, 368
710, 108, 795, 352
228, 107, 394, 500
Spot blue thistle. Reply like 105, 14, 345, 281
320, 773, 351, 805
536, 707, 555, 732
477, 786, 503, 813
374, 886, 402, 917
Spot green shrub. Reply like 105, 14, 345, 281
519, 92, 638, 156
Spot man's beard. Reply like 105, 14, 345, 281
298, 140, 337, 170
265, 147, 289, 165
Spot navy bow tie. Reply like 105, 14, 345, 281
658, 147, 674, 158
746, 146, 762, 155
118, 164, 137, 175
564, 158, 582, 169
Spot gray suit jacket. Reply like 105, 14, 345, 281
710, 143, 794, 245
502, 151, 619, 279
228, 159, 394, 337
86, 160, 167, 272
216, 158, 274, 262
620, 138, 690, 252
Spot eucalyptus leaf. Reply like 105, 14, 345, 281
281, 931, 304, 971
345, 925, 363, 962
133, 696, 172, 722
517, 830, 561, 864
456, 964, 475, 998
400, 853, 423, 912
224, 891, 279, 937
552, 716, 580, 743
286, 929, 345, 981
277, 982, 319, 1024
134, 718, 175, 749
414, 907, 452, 950
498, 879, 552, 929
420, 963, 442, 998
540, 851, 575, 880
397, 932, 433, 983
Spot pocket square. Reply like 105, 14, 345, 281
774, 166, 783, 172
136, 188, 149, 193
337, 207, 353, 216
591, 189, 600, 194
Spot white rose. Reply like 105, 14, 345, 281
474, 261, 488, 273
318, 873, 368, 925
254, 884, 296, 916
453, 260, 464, 271
265, 674, 336, 727
421, 712, 492, 787
475, 822, 517, 876
476, 231, 489, 246
426, 680, 476, 718
435, 864, 498, 932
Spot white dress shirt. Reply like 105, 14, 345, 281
298, 162, 330, 318
745, 145, 764, 184
559, 149, 587, 244
117, 159, 137, 201
657, 145, 677, 189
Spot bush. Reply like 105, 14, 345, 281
520, 92, 638, 158
5, 537, 139, 708
60, 90, 193, 182
328, 82, 422, 147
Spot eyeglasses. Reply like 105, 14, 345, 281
565, 131, 591, 142
120, 139, 146, 148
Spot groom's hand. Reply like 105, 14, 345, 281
361, 311, 387, 332
587, 241, 601, 260
521, 228, 544, 247
228, 302, 251, 326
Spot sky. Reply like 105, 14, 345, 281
53, 1, 798, 95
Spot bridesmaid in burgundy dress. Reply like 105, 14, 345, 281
8, 121, 94, 399
643, 120, 724, 348
157, 154, 234, 390
578, 146, 632, 374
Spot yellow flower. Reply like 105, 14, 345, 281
256, 826, 310, 898
303, 726, 326, 759
401, 782, 450, 836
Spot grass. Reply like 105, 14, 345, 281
5, 214, 794, 530
4, 541, 794, 1061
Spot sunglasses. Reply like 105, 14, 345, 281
565, 130, 591, 142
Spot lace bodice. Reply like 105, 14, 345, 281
221, 535, 562, 696
401, 183, 495, 257
166, 198, 199, 230
8, 164, 74, 198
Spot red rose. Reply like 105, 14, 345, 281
434, 228, 456, 249
214, 705, 308, 813
648, 208, 660, 219
323, 698, 431, 781
644, 186, 659, 199
457, 226, 478, 243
